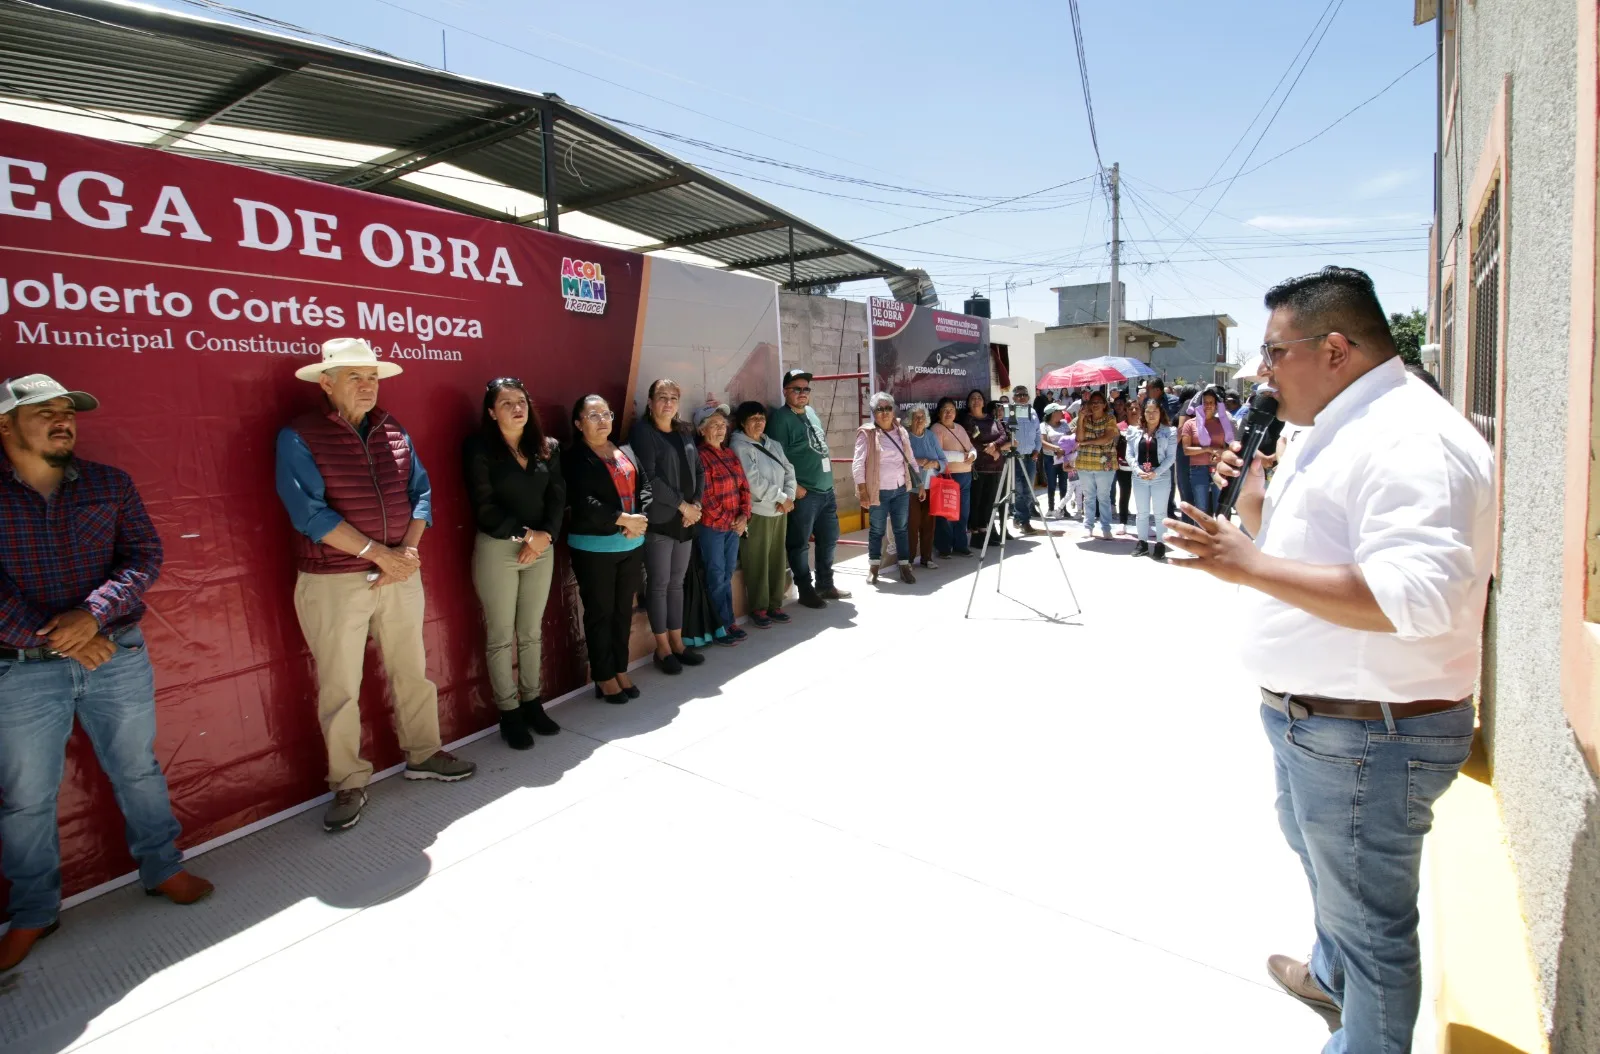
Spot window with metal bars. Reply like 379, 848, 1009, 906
1440, 281, 1455, 401
1468, 185, 1501, 443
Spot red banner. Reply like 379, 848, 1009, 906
0, 120, 648, 902
869, 297, 911, 339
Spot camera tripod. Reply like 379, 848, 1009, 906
963, 448, 1082, 620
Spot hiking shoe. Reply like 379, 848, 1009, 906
0, 921, 59, 972
324, 788, 367, 831
146, 870, 214, 905
750, 610, 773, 628
404, 750, 476, 782
1267, 955, 1341, 1018
767, 609, 791, 624
898, 562, 916, 584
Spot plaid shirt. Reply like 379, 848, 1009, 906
696, 442, 751, 531
0, 453, 163, 648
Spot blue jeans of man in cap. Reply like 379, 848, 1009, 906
786, 486, 839, 594
1263, 698, 1474, 1054
1010, 454, 1039, 526
0, 627, 184, 929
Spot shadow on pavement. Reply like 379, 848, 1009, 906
0, 601, 850, 1053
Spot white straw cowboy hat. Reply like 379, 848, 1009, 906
294, 337, 404, 382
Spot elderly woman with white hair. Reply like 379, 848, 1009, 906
852, 392, 921, 584
903, 405, 947, 569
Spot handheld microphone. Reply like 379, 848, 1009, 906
1215, 387, 1285, 519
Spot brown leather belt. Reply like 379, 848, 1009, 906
1261, 687, 1466, 722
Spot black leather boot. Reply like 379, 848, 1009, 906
498, 708, 534, 750
521, 697, 560, 736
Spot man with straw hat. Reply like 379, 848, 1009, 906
0, 374, 214, 973
275, 338, 474, 834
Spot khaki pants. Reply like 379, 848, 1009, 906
471, 534, 556, 711
293, 571, 442, 790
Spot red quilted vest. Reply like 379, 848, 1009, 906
293, 405, 414, 574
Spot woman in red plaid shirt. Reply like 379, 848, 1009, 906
693, 404, 752, 644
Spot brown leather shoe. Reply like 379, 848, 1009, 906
1267, 954, 1340, 1016
146, 870, 215, 906
898, 563, 916, 584
817, 586, 852, 600
0, 920, 59, 971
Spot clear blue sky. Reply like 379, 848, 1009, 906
149, 0, 1437, 355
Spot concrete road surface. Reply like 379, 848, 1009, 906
1, 523, 1351, 1053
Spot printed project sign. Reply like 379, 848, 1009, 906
0, 119, 649, 902
868, 296, 990, 414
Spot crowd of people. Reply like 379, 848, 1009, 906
883, 376, 1257, 564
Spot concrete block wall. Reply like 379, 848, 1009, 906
1441, 0, 1600, 1048
779, 293, 871, 518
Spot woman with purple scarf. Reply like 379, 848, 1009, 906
1178, 389, 1234, 517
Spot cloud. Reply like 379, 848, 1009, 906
1244, 212, 1428, 232
1355, 170, 1414, 198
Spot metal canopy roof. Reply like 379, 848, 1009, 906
0, 0, 909, 291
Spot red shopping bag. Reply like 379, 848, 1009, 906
929, 473, 960, 520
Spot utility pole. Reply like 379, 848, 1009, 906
1107, 162, 1120, 358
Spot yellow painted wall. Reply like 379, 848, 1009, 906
1428, 765, 1548, 1054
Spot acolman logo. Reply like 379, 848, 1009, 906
560, 257, 607, 316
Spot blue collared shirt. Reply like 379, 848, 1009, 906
275, 422, 432, 543
1009, 405, 1042, 455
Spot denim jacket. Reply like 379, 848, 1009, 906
1123, 424, 1177, 478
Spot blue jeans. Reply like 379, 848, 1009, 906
696, 527, 740, 629
1044, 460, 1066, 510
1079, 469, 1115, 533
934, 472, 973, 555
1130, 472, 1171, 544
1011, 453, 1040, 525
1187, 463, 1218, 518
867, 486, 911, 562
1263, 698, 1474, 1054
0, 627, 184, 928
786, 486, 839, 593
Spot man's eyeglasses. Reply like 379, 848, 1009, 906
787, 386, 812, 394
1259, 333, 1358, 369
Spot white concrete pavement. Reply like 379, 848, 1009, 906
0, 519, 1337, 1054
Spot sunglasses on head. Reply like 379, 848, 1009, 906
486, 377, 523, 390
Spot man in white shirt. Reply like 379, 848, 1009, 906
1163, 267, 1494, 1054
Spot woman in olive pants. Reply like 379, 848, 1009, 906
730, 401, 796, 628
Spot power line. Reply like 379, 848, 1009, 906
849, 175, 1098, 241
1168, 0, 1347, 257
1066, 0, 1104, 172
1167, 52, 1435, 196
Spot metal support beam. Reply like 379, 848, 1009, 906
523, 172, 692, 223
150, 59, 305, 148
725, 246, 845, 272
782, 269, 897, 290
539, 101, 559, 233
634, 219, 788, 253
335, 104, 539, 190
788, 226, 796, 287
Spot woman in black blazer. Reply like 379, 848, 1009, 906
464, 378, 566, 749
561, 394, 651, 704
